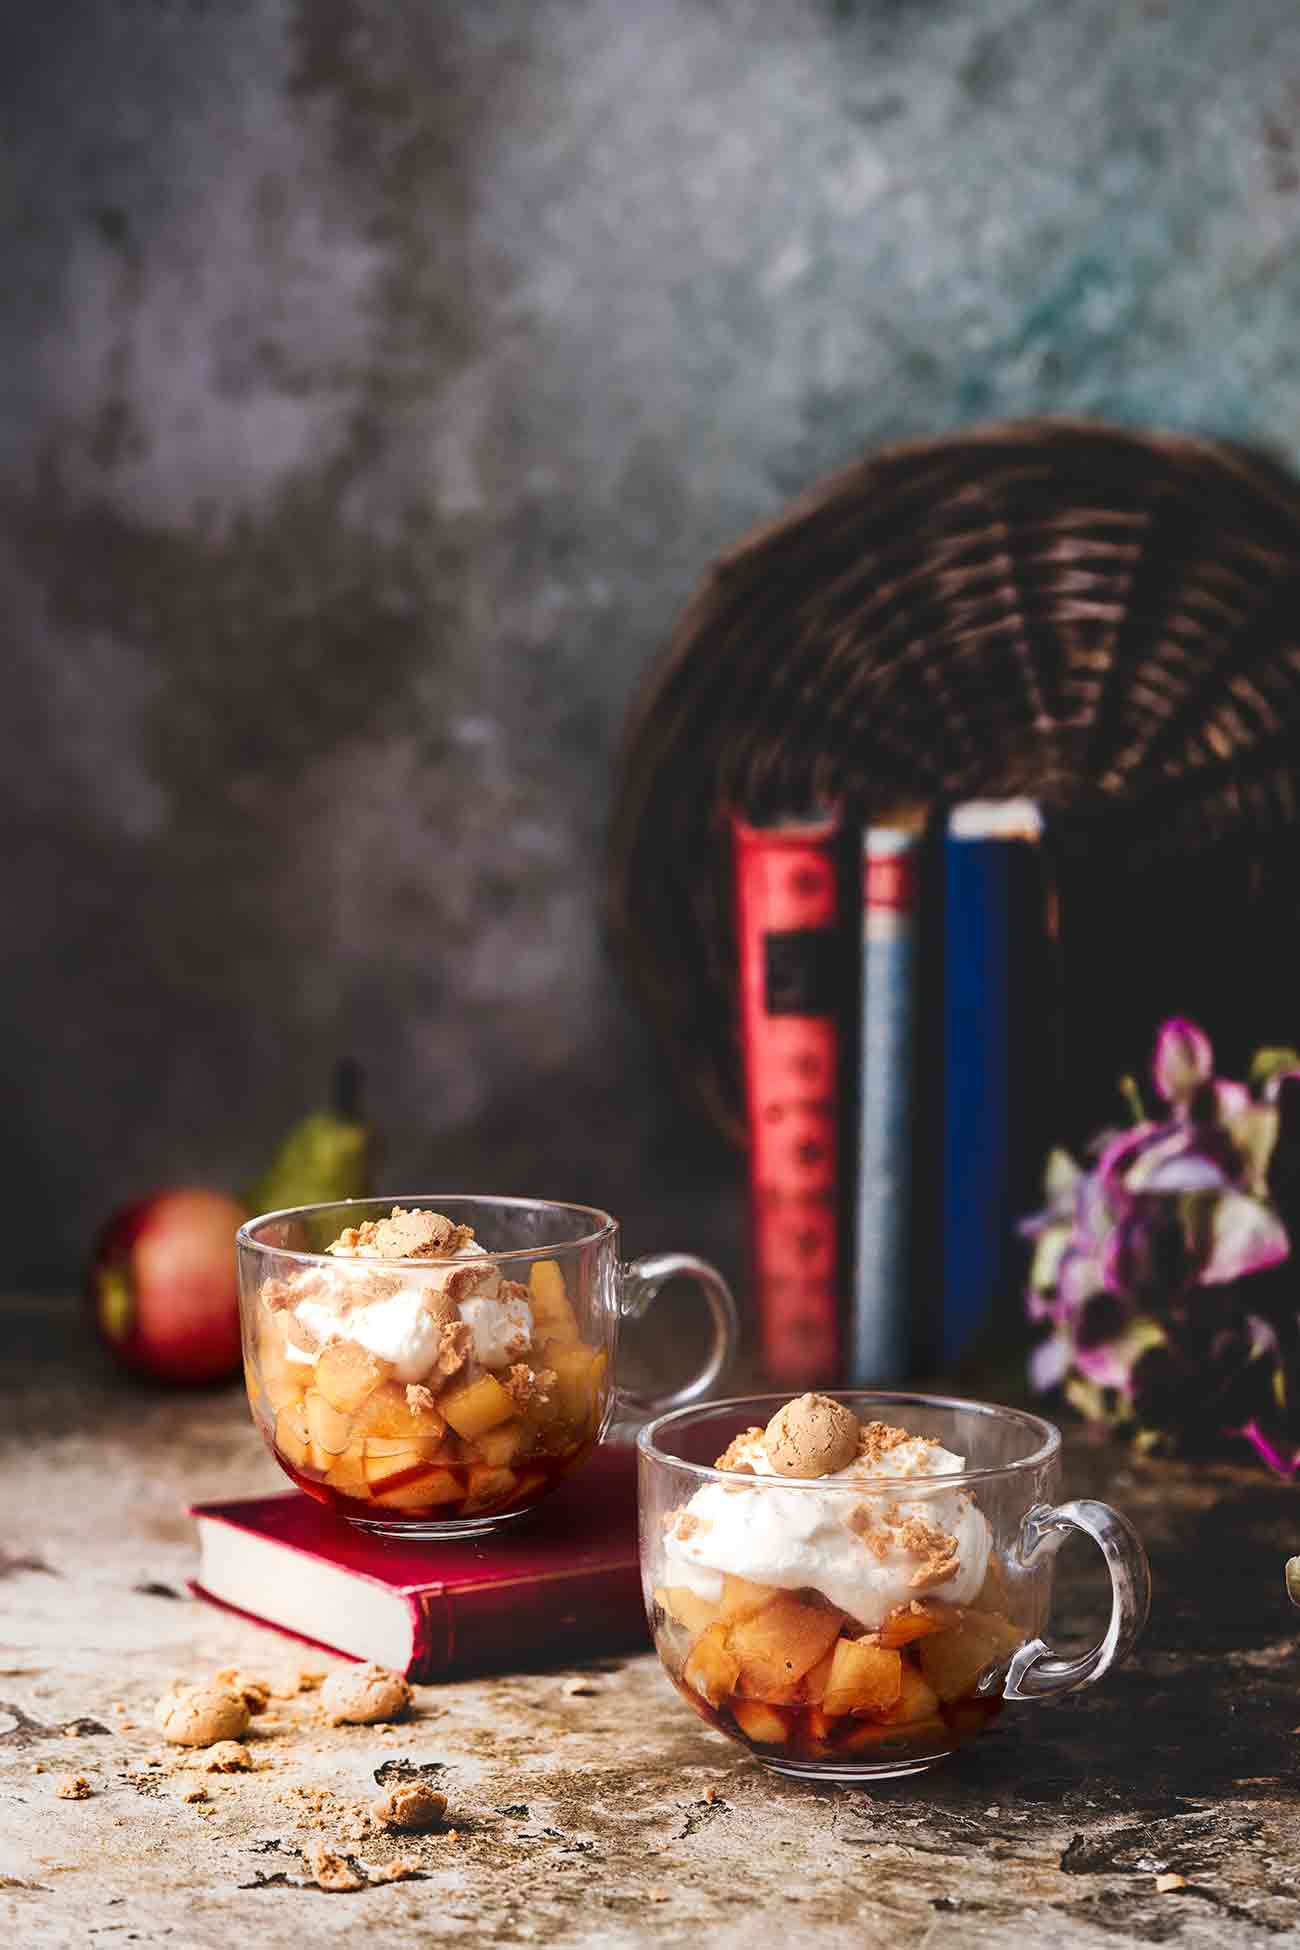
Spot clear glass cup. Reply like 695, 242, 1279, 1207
638, 1390, 1150, 1782
237, 1195, 737, 1538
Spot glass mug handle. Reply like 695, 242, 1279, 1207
616, 1253, 739, 1415
1004, 1499, 1152, 1701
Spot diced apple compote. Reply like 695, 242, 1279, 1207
652, 1583, 1019, 1766
246, 1229, 609, 1525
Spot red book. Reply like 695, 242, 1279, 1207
190, 1444, 646, 1680
732, 810, 843, 1383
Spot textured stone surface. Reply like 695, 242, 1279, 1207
4, 1298, 1300, 1947
6, 1, 1300, 1292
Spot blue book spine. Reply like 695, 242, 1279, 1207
850, 823, 922, 1385
941, 802, 1043, 1364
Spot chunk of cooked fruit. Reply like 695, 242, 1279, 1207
366, 1462, 463, 1508
878, 1601, 945, 1650
916, 1609, 1024, 1703
511, 1466, 550, 1503
475, 1418, 526, 1468
462, 1464, 519, 1510
528, 1259, 581, 1343
728, 1593, 844, 1697
257, 1330, 309, 1412
325, 1440, 371, 1501
837, 1712, 948, 1753
305, 1389, 352, 1458
363, 1440, 444, 1486
731, 1699, 790, 1746
822, 1635, 903, 1717
274, 1404, 312, 1472
887, 1660, 940, 1724
441, 1372, 516, 1440
682, 1623, 740, 1706
353, 1380, 443, 1443
314, 1341, 391, 1414
544, 1343, 608, 1431
718, 1575, 780, 1622
657, 1586, 721, 1636
805, 1706, 833, 1744
801, 1644, 836, 1704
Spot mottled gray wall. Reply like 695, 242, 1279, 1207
7, 0, 1300, 1295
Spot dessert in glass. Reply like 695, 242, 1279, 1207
237, 1196, 736, 1537
639, 1391, 1150, 1780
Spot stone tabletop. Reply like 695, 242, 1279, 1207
4, 1298, 1300, 1950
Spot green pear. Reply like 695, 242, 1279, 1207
248, 1064, 372, 1213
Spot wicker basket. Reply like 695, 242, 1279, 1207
609, 420, 1300, 1140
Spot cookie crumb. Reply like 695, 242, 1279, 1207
714, 1427, 765, 1472
369, 1855, 421, 1883
1155, 1872, 1188, 1893
308, 1841, 365, 1893
215, 1669, 272, 1714
191, 1740, 249, 1773
182, 1786, 209, 1804
370, 1781, 448, 1832
55, 1774, 93, 1799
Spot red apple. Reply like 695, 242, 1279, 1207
88, 1188, 248, 1384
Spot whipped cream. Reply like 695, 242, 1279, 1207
662, 1430, 991, 1630
458, 1293, 532, 1368
283, 1245, 533, 1381
287, 1290, 442, 1382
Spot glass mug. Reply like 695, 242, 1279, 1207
639, 1391, 1150, 1781
237, 1195, 737, 1537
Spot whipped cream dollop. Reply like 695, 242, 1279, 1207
283, 1240, 533, 1381
662, 1426, 991, 1631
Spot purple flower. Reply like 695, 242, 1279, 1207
1153, 1018, 1214, 1110
1023, 1018, 1300, 1475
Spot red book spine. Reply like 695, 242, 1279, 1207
732, 812, 842, 1384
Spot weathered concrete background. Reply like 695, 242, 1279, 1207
5, 1298, 1300, 1949
7, 0, 1300, 1291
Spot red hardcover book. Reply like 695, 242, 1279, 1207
189, 1444, 646, 1680
732, 810, 843, 1383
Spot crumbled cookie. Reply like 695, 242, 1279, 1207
370, 1781, 448, 1831
296, 1668, 326, 1693
430, 1318, 471, 1385
279, 1785, 338, 1829
714, 1427, 764, 1471
674, 1513, 711, 1543
182, 1786, 209, 1803
898, 1514, 960, 1589
765, 1394, 860, 1478
309, 1841, 365, 1892
55, 1774, 93, 1799
199, 1741, 252, 1773
329, 1207, 467, 1261
215, 1669, 272, 1713
319, 1664, 412, 1727
857, 1420, 933, 1466
504, 1363, 554, 1410
155, 1684, 251, 1749
370, 1856, 421, 1882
